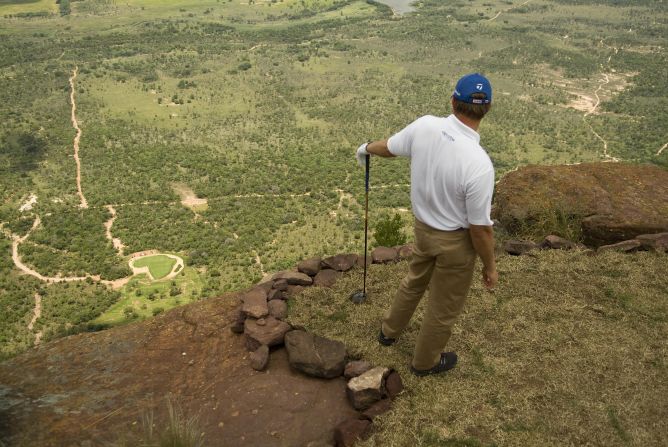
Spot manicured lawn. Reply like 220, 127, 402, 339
133, 255, 177, 279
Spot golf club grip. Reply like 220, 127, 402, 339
365, 154, 370, 192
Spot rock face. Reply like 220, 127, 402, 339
322, 254, 358, 272
241, 289, 269, 319
346, 366, 389, 410
230, 306, 246, 334
371, 247, 398, 264
244, 317, 291, 351
285, 330, 347, 379
344, 360, 373, 380
493, 163, 668, 247
597, 239, 642, 253
636, 232, 668, 252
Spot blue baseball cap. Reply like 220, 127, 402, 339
453, 73, 492, 104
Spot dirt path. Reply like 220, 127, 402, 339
488, 0, 531, 21
69, 67, 88, 209
657, 142, 667, 156
104, 205, 125, 256
253, 250, 266, 277
27, 293, 43, 345
581, 46, 620, 162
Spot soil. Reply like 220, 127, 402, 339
69, 67, 88, 209
0, 294, 358, 446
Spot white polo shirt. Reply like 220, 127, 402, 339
387, 114, 494, 231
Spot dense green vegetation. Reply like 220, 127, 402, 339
0, 0, 666, 358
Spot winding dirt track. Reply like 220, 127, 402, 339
488, 0, 531, 21
103, 205, 124, 256
69, 67, 88, 209
27, 293, 42, 345
657, 143, 667, 156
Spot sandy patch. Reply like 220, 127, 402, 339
19, 194, 37, 212
171, 183, 208, 212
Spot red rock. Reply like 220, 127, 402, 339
250, 345, 269, 371
346, 367, 389, 410
371, 247, 398, 264
241, 288, 268, 319
313, 269, 341, 288
384, 371, 403, 399
322, 254, 358, 272
503, 240, 538, 256
362, 398, 392, 420
493, 163, 668, 247
298, 257, 322, 276
268, 300, 288, 320
334, 418, 372, 447
636, 232, 668, 252
597, 239, 643, 253
230, 306, 246, 334
272, 279, 289, 291
344, 360, 373, 379
244, 317, 291, 351
273, 271, 313, 286
541, 235, 577, 250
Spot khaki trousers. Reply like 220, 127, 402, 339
381, 219, 476, 370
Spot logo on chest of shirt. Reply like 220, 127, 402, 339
441, 130, 455, 142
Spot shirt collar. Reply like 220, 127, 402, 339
448, 114, 481, 143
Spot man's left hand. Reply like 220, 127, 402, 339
356, 143, 369, 168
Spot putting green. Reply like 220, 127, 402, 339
132, 255, 177, 280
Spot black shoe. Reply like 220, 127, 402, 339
410, 352, 458, 377
378, 329, 396, 346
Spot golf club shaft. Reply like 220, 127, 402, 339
363, 154, 370, 295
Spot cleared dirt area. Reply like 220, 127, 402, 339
171, 182, 208, 212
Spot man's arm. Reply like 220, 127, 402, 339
366, 140, 395, 158
469, 224, 498, 289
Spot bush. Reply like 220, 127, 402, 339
373, 214, 406, 247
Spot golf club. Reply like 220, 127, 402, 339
350, 153, 370, 304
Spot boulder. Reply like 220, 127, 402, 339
249, 345, 269, 371
346, 367, 389, 410
268, 300, 288, 320
396, 244, 413, 259
241, 288, 268, 319
273, 271, 313, 286
244, 317, 291, 351
285, 330, 347, 379
344, 360, 373, 380
322, 254, 358, 272
298, 257, 322, 276
384, 370, 404, 399
503, 240, 538, 256
597, 239, 642, 253
230, 306, 246, 334
362, 399, 392, 420
493, 163, 668, 247
371, 247, 398, 264
636, 232, 668, 252
272, 279, 289, 291
540, 235, 578, 250
333, 418, 372, 447
268, 288, 287, 301
313, 269, 341, 288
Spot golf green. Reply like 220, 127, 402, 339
133, 255, 177, 280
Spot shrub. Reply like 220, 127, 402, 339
373, 214, 407, 247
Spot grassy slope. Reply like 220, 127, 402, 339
289, 249, 668, 446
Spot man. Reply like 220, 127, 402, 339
355, 73, 498, 377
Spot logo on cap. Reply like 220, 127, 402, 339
476, 83, 483, 91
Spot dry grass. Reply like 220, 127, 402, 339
288, 249, 668, 446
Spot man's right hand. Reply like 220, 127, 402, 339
482, 267, 498, 290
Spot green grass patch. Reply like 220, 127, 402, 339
132, 254, 177, 279
288, 250, 668, 445
93, 266, 203, 326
